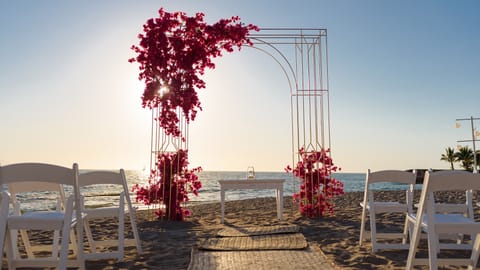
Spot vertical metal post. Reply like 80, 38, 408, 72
470, 117, 478, 173
456, 116, 480, 173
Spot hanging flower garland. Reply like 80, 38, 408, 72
286, 148, 344, 218
129, 8, 259, 137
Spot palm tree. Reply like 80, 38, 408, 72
440, 147, 456, 170
454, 146, 474, 171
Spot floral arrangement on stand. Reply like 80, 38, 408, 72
286, 147, 344, 218
129, 8, 258, 220
132, 150, 202, 221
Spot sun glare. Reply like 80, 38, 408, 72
158, 86, 169, 97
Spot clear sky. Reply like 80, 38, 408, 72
1, 0, 479, 172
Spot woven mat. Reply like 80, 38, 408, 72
217, 224, 301, 237
199, 233, 308, 251
188, 245, 338, 270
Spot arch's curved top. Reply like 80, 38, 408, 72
248, 28, 328, 96
248, 28, 331, 152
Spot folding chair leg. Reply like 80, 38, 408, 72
369, 211, 377, 253
5, 229, 15, 270
129, 211, 143, 254
359, 206, 367, 246
52, 230, 61, 257
19, 229, 34, 258
427, 231, 439, 270
118, 212, 125, 262
402, 217, 410, 244
10, 229, 21, 259
84, 219, 96, 253
468, 234, 480, 270
69, 229, 78, 256
58, 228, 70, 270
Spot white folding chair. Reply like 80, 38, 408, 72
0, 163, 85, 270
412, 169, 474, 248
406, 170, 480, 270
79, 169, 142, 262
359, 169, 417, 253
0, 191, 10, 262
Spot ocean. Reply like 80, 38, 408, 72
5, 170, 418, 212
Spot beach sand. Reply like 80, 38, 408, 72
3, 191, 478, 269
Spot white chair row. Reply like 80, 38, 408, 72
359, 169, 480, 270
0, 162, 142, 270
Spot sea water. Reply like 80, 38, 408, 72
4, 170, 415, 212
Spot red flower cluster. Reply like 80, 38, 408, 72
286, 148, 344, 218
132, 149, 202, 221
129, 8, 259, 137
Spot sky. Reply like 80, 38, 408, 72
1, 0, 479, 173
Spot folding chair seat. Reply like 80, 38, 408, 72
433, 189, 474, 249
359, 169, 417, 253
79, 169, 142, 262
406, 170, 480, 270
0, 163, 85, 270
7, 181, 74, 260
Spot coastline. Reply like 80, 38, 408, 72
4, 191, 472, 270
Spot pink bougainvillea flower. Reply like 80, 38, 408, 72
287, 148, 344, 217
130, 7, 259, 137
132, 149, 202, 221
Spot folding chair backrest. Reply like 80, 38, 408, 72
365, 169, 417, 208
8, 181, 64, 193
8, 181, 66, 213
78, 169, 132, 209
422, 170, 479, 193
0, 163, 76, 185
418, 170, 479, 215
366, 169, 417, 185
2, 163, 73, 212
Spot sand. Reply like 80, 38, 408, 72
3, 191, 478, 269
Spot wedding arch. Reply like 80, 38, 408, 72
129, 9, 342, 221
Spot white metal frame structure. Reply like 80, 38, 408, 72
249, 28, 331, 154
456, 116, 480, 173
148, 107, 190, 220
147, 28, 331, 218
250, 28, 332, 213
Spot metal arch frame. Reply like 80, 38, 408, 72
247, 28, 332, 212
248, 27, 331, 150
148, 28, 332, 219
247, 38, 298, 95
250, 28, 331, 149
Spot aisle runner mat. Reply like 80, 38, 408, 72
188, 245, 338, 270
217, 224, 301, 237
199, 233, 308, 251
